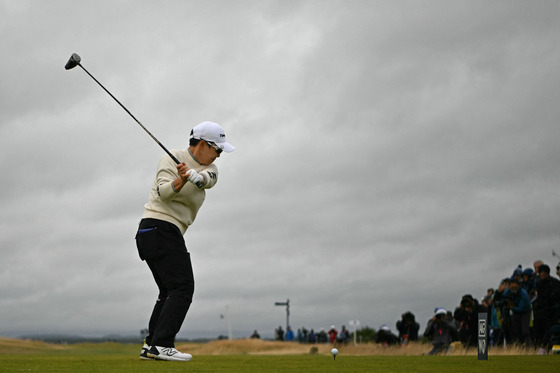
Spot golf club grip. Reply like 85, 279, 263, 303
164, 148, 202, 187
167, 150, 202, 188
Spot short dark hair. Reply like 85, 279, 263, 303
538, 264, 550, 274
189, 138, 201, 147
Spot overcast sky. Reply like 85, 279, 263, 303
1, 0, 560, 340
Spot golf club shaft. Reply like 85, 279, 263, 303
77, 63, 180, 165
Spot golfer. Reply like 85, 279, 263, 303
136, 121, 234, 361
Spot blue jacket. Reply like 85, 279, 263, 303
503, 287, 531, 314
490, 305, 500, 329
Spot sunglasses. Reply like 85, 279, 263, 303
205, 141, 223, 154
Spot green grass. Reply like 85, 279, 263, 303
0, 342, 558, 373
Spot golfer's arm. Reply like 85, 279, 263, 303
198, 169, 218, 189
156, 156, 185, 200
172, 177, 186, 193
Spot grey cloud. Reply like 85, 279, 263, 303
1, 0, 559, 339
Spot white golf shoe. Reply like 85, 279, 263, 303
139, 341, 153, 360
147, 346, 192, 361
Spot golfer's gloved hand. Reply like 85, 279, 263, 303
186, 170, 204, 186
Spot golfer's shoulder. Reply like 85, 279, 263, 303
171, 149, 196, 166
173, 149, 189, 161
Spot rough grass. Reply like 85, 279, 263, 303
176, 338, 546, 356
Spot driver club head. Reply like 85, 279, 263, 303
65, 53, 81, 70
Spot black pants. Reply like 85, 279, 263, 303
136, 218, 195, 347
534, 317, 554, 347
510, 311, 531, 346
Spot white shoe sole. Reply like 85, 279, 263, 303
148, 353, 192, 361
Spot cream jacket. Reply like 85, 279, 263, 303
141, 149, 218, 234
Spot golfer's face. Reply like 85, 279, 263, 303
198, 141, 221, 165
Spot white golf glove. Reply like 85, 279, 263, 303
186, 170, 204, 186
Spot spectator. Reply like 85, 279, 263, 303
328, 325, 338, 344
481, 295, 492, 309
512, 266, 523, 284
481, 297, 492, 329
317, 328, 328, 343
454, 294, 486, 348
285, 326, 294, 342
301, 327, 308, 343
522, 268, 537, 300
250, 330, 260, 339
446, 311, 460, 330
308, 329, 316, 344
492, 278, 512, 345
490, 280, 506, 347
490, 296, 501, 347
533, 264, 560, 350
423, 308, 458, 355
556, 262, 560, 280
297, 328, 304, 343
396, 311, 420, 344
503, 278, 531, 347
275, 326, 284, 341
534, 260, 544, 287
337, 325, 350, 345
534, 260, 544, 274
375, 324, 399, 346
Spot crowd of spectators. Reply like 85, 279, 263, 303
261, 260, 560, 355
268, 325, 351, 345
419, 259, 560, 354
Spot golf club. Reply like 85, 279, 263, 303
64, 52, 182, 166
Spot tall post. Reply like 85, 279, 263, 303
226, 305, 232, 341
274, 299, 290, 331
348, 320, 360, 345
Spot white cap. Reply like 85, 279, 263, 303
191, 121, 235, 153
435, 308, 447, 316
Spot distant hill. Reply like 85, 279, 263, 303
0, 337, 62, 354
17, 334, 142, 344
15, 334, 213, 345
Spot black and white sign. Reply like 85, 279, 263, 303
478, 313, 488, 360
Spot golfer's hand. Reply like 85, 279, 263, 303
186, 170, 204, 186
172, 163, 190, 192
177, 163, 190, 182
176, 163, 203, 189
